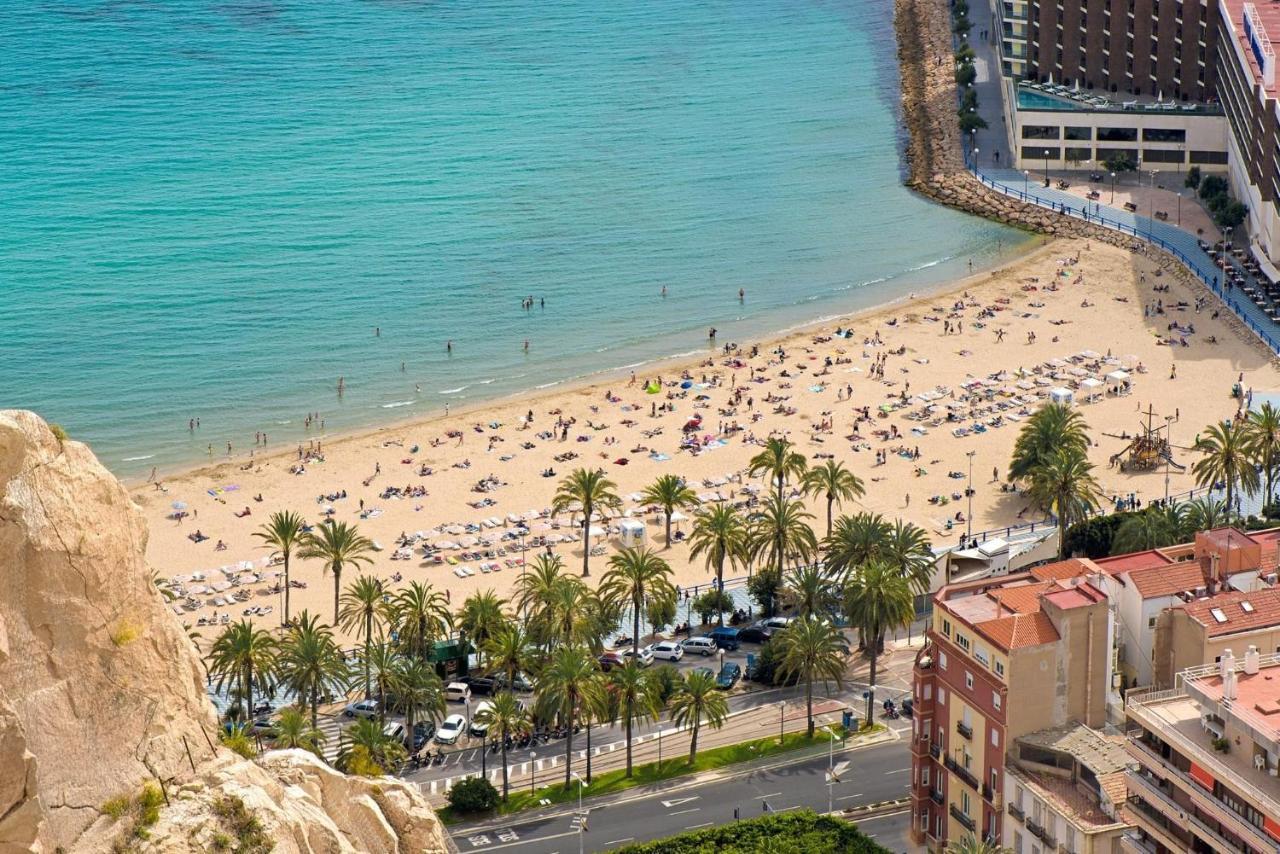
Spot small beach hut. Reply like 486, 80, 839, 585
1080, 377, 1104, 401
1049, 387, 1074, 406
619, 519, 646, 547
1106, 370, 1131, 394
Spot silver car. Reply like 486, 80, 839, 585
647, 641, 684, 662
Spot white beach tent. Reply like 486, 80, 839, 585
1106, 370, 1131, 393
619, 519, 647, 547
1049, 387, 1074, 406
1080, 377, 1104, 401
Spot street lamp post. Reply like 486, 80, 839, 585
1023, 169, 1030, 196
1043, 148, 1051, 185
1164, 415, 1174, 503
779, 701, 785, 746
1177, 191, 1182, 227
1110, 171, 1116, 203
966, 450, 976, 538
826, 727, 838, 814
529, 751, 537, 795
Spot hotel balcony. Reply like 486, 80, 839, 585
943, 755, 980, 790
930, 788, 945, 805
1118, 832, 1160, 854
1124, 795, 1191, 852
1026, 818, 1057, 848
1125, 769, 1241, 853
929, 741, 942, 760
950, 803, 977, 832
1007, 802, 1024, 822
956, 720, 973, 740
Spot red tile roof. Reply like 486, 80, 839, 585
989, 581, 1055, 614
979, 611, 1060, 650
1031, 559, 1094, 582
1127, 562, 1208, 599
1095, 549, 1172, 575
1182, 587, 1280, 637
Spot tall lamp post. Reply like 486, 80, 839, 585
1177, 190, 1182, 227
966, 450, 976, 538
1110, 171, 1117, 204
1043, 148, 1051, 185
1023, 169, 1030, 196
1164, 415, 1175, 503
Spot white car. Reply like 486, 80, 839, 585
435, 714, 467, 744
469, 701, 495, 737
343, 699, 379, 719
681, 636, 717, 656
445, 682, 472, 703
647, 641, 684, 662
382, 722, 406, 743
624, 647, 655, 667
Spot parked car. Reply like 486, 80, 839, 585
707, 626, 741, 651
382, 722, 406, 743
445, 682, 472, 704
715, 662, 742, 690
493, 671, 535, 692
691, 666, 716, 681
647, 641, 684, 662
469, 701, 494, 736
412, 721, 436, 750
598, 651, 626, 671
760, 616, 794, 631
250, 717, 279, 738
435, 714, 467, 744
343, 699, 379, 719
463, 675, 496, 696
623, 647, 654, 667
680, 636, 717, 656
736, 625, 774, 644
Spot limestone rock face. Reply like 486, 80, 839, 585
0, 412, 446, 853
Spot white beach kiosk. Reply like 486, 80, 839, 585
619, 519, 646, 547
1049, 387, 1074, 406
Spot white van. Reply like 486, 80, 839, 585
445, 682, 472, 704
680, 636, 717, 656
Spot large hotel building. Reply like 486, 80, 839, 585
989, 0, 1280, 264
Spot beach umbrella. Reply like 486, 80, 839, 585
588, 525, 606, 538
680, 380, 693, 389
171, 501, 187, 511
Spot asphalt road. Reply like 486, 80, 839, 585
449, 739, 911, 853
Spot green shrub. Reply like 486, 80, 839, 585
100, 796, 130, 821
650, 664, 682, 705
447, 777, 500, 814
210, 795, 273, 853
49, 423, 68, 443
1199, 174, 1228, 199
614, 810, 890, 853
955, 63, 976, 86
746, 569, 783, 618
1185, 166, 1202, 190
1064, 512, 1134, 559
1215, 200, 1248, 229
692, 589, 733, 625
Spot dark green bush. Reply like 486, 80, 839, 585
447, 777, 499, 813
614, 810, 890, 853
746, 569, 783, 618
1064, 512, 1134, 558
1184, 166, 1201, 190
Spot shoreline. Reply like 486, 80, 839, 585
126, 237, 1043, 490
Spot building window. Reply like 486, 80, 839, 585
940, 652, 948, 670
993, 691, 1002, 710
1064, 125, 1092, 140
1064, 146, 1092, 163
995, 660, 1005, 676
1142, 127, 1186, 142
922, 767, 930, 786
1021, 146, 1061, 160
942, 618, 951, 637
1148, 616, 1156, 629
923, 684, 932, 700
992, 728, 1000, 747
956, 633, 971, 652
939, 687, 947, 705
965, 671, 974, 689
1013, 830, 1023, 854
1096, 126, 1138, 142
1142, 148, 1184, 163
961, 791, 971, 816
1022, 124, 1061, 140
1189, 150, 1227, 164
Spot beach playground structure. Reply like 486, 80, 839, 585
1110, 405, 1185, 473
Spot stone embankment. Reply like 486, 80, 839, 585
893, 0, 1275, 359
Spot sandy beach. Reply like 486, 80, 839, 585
135, 237, 1280, 643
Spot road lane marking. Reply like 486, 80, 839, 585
754, 792, 782, 799
837, 793, 865, 801
886, 768, 909, 775
660, 797, 699, 808
668, 808, 700, 816
684, 822, 713, 829
604, 839, 634, 846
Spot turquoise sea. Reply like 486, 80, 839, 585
2, 0, 1022, 477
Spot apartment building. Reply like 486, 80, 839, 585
1003, 723, 1131, 854
995, 0, 1220, 100
1124, 647, 1280, 852
910, 570, 1114, 850
1154, 587, 1280, 688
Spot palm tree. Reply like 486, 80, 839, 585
748, 436, 809, 503
548, 576, 593, 647
748, 495, 818, 576
514, 552, 566, 644
207, 620, 277, 723
551, 468, 623, 577
1028, 448, 1103, 560
774, 617, 848, 737
390, 581, 451, 660
1247, 402, 1280, 509
785, 563, 836, 620
362, 641, 403, 724
1184, 495, 1233, 532
475, 691, 530, 801
338, 717, 407, 775
600, 547, 676, 654
802, 460, 865, 536
391, 656, 445, 752
668, 668, 729, 763
1008, 402, 1091, 482
641, 474, 700, 548
687, 504, 749, 625
607, 662, 659, 776
946, 835, 1011, 854
339, 575, 391, 700
484, 624, 531, 689
276, 610, 350, 728
881, 519, 936, 596
457, 589, 508, 666
823, 512, 891, 580
1194, 420, 1260, 515
843, 561, 914, 704
299, 520, 375, 624
537, 645, 601, 785
254, 510, 307, 625
1111, 505, 1186, 554
273, 706, 326, 757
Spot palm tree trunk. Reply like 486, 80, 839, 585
364, 616, 373, 700
716, 554, 725, 627
283, 551, 291, 625
625, 704, 634, 776
581, 511, 591, 577
501, 737, 509, 801
333, 564, 342, 624
665, 512, 672, 548
689, 721, 699, 763
585, 720, 593, 783
633, 595, 641, 655
805, 673, 814, 737
564, 698, 576, 786
311, 687, 319, 730
244, 663, 253, 723
826, 496, 834, 538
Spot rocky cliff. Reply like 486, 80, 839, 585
0, 411, 447, 853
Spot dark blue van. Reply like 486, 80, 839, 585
707, 626, 741, 651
